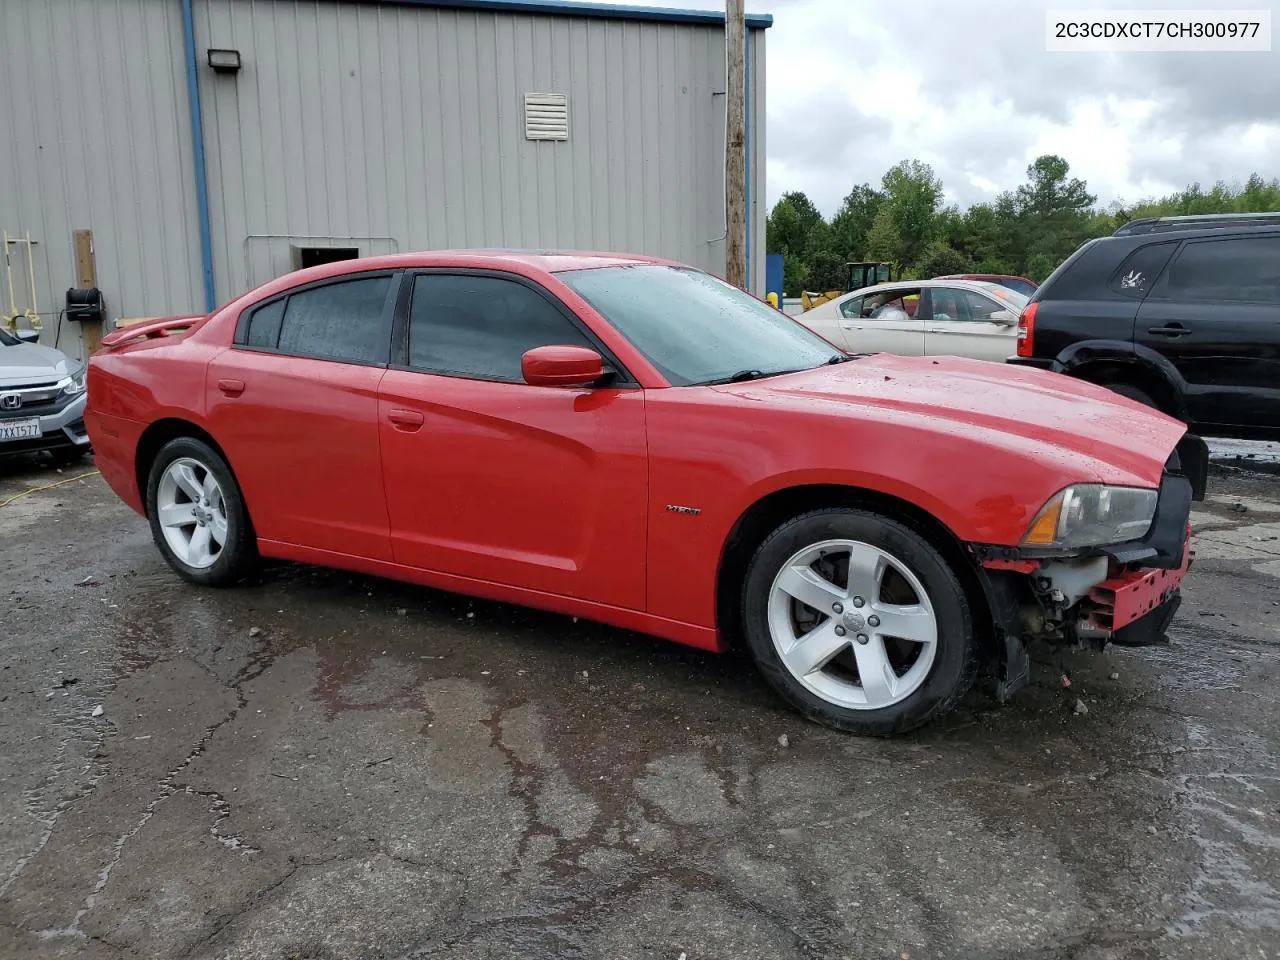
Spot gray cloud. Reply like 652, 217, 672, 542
1118, 52, 1280, 135
652, 0, 1280, 214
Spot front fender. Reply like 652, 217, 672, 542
642, 401, 1106, 630
732, 466, 977, 547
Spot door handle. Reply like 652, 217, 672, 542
387, 408, 425, 431
217, 378, 245, 397
1148, 324, 1190, 337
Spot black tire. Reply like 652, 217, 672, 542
740, 508, 977, 736
145, 436, 257, 587
1104, 382, 1158, 409
48, 447, 89, 468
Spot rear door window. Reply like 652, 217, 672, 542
1155, 236, 1280, 303
861, 289, 921, 320
275, 276, 394, 363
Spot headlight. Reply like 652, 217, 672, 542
1022, 484, 1158, 549
62, 370, 87, 397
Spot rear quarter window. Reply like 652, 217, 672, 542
245, 299, 285, 348
1108, 241, 1178, 299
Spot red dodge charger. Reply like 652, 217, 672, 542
85, 252, 1205, 734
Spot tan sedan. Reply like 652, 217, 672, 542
798, 279, 1029, 362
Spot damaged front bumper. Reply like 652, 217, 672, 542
1082, 539, 1190, 646
970, 442, 1202, 699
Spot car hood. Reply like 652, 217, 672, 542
718, 354, 1186, 487
0, 343, 75, 385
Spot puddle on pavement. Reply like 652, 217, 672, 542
86, 549, 1280, 956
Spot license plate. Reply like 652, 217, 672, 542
0, 417, 41, 442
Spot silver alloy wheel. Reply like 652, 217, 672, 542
767, 538, 939, 710
156, 457, 228, 570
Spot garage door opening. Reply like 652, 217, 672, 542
292, 246, 360, 270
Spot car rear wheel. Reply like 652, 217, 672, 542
145, 437, 256, 586
741, 508, 977, 735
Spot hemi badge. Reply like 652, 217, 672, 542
666, 504, 701, 516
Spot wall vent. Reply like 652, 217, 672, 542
524, 93, 568, 141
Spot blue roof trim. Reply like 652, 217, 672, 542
328, 0, 773, 28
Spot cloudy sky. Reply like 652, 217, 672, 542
648, 0, 1280, 216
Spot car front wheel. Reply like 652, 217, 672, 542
145, 436, 257, 586
741, 508, 977, 735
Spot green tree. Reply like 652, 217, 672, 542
864, 205, 902, 264
766, 160, 1279, 298
766, 191, 823, 256
877, 160, 943, 268
767, 191, 827, 295
1014, 155, 1095, 219
955, 203, 1016, 274
932, 205, 967, 252
806, 249, 848, 291
915, 240, 974, 278
1010, 155, 1097, 278
828, 184, 884, 260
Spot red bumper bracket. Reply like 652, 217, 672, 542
1086, 533, 1192, 633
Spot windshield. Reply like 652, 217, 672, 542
0, 328, 19, 347
557, 264, 845, 385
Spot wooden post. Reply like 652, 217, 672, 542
724, 0, 746, 290
72, 230, 103, 356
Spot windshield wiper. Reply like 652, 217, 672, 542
701, 368, 768, 385
703, 363, 842, 385
826, 354, 856, 364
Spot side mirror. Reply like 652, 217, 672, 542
14, 328, 39, 344
521, 344, 606, 388
991, 310, 1017, 326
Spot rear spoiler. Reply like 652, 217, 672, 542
98, 314, 205, 350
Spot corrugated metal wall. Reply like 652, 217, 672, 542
194, 0, 766, 301
0, 0, 768, 359
0, 0, 204, 365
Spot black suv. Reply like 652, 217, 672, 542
1008, 212, 1280, 442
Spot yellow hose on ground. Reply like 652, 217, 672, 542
0, 470, 100, 508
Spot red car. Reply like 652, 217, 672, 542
934, 274, 1038, 298
85, 252, 1205, 735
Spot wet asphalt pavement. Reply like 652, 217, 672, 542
1, 453, 1278, 960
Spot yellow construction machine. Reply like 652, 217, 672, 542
800, 261, 895, 311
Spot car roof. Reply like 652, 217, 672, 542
305, 249, 675, 275
847, 279, 1007, 297
935, 273, 1034, 283
1113, 212, 1280, 236
210, 249, 684, 320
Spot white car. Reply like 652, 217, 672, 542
798, 279, 1029, 362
